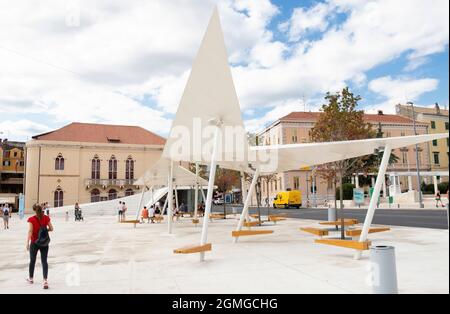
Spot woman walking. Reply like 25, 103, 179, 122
26, 204, 54, 289
435, 191, 445, 208
2, 204, 11, 230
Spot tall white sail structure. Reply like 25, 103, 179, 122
162, 7, 249, 172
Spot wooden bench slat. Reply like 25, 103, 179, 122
244, 221, 262, 227
319, 219, 358, 226
301, 227, 329, 236
232, 230, 274, 237
346, 228, 390, 237
174, 243, 212, 254
315, 239, 371, 250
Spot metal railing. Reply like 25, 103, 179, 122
84, 178, 136, 187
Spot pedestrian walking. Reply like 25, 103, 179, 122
26, 204, 54, 289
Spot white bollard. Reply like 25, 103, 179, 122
328, 207, 336, 222
370, 246, 398, 294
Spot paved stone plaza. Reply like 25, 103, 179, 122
0, 213, 448, 294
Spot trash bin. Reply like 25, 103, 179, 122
370, 246, 398, 294
327, 208, 336, 222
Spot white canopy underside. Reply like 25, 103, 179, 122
167, 133, 449, 174
134, 158, 208, 186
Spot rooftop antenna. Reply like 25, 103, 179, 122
302, 93, 307, 112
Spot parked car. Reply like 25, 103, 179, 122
213, 198, 224, 205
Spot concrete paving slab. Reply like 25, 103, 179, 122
0, 214, 448, 294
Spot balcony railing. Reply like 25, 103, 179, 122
85, 179, 137, 188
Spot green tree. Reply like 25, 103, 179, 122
310, 87, 375, 239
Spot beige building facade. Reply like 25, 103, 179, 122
256, 111, 431, 204
24, 123, 165, 212
396, 103, 449, 174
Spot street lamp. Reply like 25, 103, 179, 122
407, 101, 424, 208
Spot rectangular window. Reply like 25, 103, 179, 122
402, 152, 407, 164
432, 140, 438, 146
433, 152, 440, 165
445, 122, 449, 130
293, 177, 300, 190
447, 138, 449, 147
431, 121, 436, 129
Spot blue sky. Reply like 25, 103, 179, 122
0, 0, 448, 141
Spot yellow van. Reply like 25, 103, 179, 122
273, 190, 302, 209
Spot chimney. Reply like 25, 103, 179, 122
435, 102, 440, 114
377, 110, 384, 115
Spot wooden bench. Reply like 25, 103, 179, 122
244, 220, 262, 227
250, 214, 260, 219
232, 230, 274, 237
192, 218, 200, 224
174, 243, 212, 254
152, 216, 164, 223
210, 213, 226, 220
120, 220, 140, 228
345, 228, 390, 237
268, 216, 287, 223
319, 219, 358, 227
300, 227, 329, 237
315, 239, 371, 251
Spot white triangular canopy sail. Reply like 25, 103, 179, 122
162, 7, 249, 171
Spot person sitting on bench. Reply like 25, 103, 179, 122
149, 205, 156, 224
141, 206, 149, 223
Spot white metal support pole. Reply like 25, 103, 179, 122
240, 171, 250, 221
135, 185, 147, 221
194, 162, 199, 219
162, 197, 168, 215
235, 168, 260, 243
167, 161, 174, 234
408, 175, 413, 192
175, 186, 179, 213
355, 145, 392, 260
201, 188, 206, 203
433, 176, 439, 196
200, 127, 220, 261
355, 175, 360, 189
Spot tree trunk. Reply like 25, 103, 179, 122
267, 180, 270, 218
334, 179, 338, 229
340, 173, 345, 240
223, 197, 226, 219
257, 179, 262, 226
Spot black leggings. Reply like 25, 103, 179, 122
29, 243, 49, 279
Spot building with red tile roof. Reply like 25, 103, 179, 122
25, 123, 166, 211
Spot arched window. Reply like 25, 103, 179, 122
108, 189, 117, 200
125, 189, 134, 197
55, 154, 65, 170
91, 189, 100, 203
108, 156, 117, 180
54, 187, 64, 207
91, 156, 101, 180
125, 157, 134, 180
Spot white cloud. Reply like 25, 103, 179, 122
0, 0, 448, 141
0, 120, 50, 141
281, 2, 333, 42
366, 76, 439, 113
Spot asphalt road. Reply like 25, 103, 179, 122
212, 205, 450, 230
